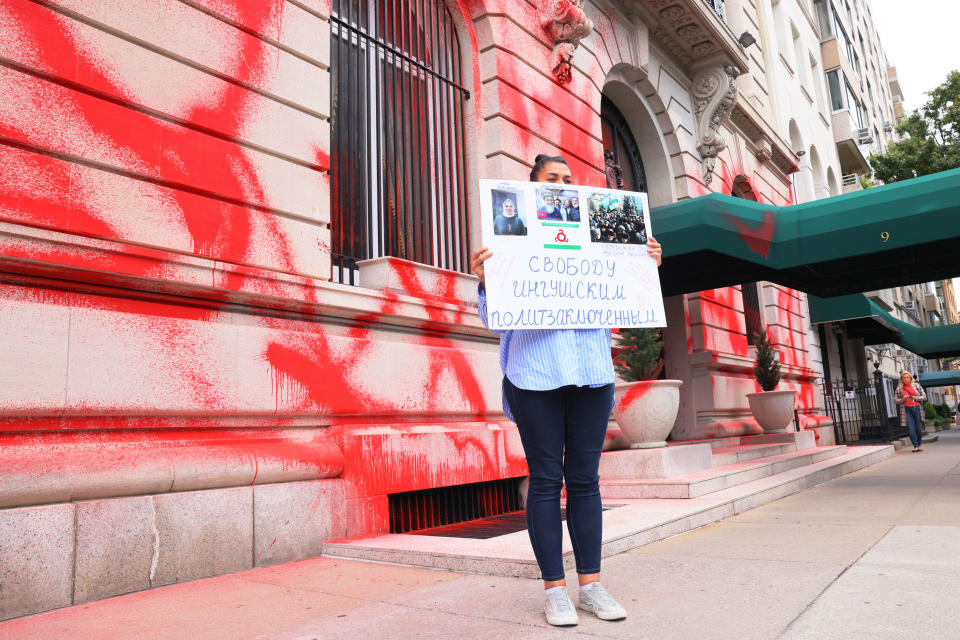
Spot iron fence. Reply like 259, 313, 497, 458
820, 378, 906, 443
330, 0, 471, 284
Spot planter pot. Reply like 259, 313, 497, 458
745, 389, 798, 433
612, 380, 683, 448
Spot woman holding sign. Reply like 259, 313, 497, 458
472, 154, 663, 627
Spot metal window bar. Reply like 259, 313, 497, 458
743, 282, 763, 345
330, 0, 471, 285
388, 477, 525, 534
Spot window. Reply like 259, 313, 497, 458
845, 81, 864, 127
792, 26, 807, 87
742, 283, 763, 345
330, 0, 471, 283
827, 69, 844, 110
811, 56, 827, 113
772, 0, 789, 67
834, 15, 853, 65
815, 0, 832, 36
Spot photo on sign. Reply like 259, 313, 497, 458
490, 188, 528, 236
585, 191, 648, 245
536, 187, 581, 223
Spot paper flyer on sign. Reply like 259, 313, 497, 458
479, 179, 666, 331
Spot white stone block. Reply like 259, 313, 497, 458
598, 443, 713, 479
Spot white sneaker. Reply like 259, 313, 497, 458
579, 582, 627, 620
544, 586, 579, 626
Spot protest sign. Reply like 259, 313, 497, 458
479, 179, 666, 330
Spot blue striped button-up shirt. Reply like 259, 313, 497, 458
477, 285, 615, 420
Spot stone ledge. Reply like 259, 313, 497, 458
0, 479, 345, 621
0, 429, 343, 509
598, 443, 714, 479
0, 221, 490, 338
358, 257, 479, 307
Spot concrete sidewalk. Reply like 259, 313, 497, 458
5, 432, 960, 640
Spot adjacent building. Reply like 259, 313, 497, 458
814, 0, 900, 191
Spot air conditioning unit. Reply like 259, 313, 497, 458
857, 127, 873, 144
894, 348, 910, 358
882, 121, 893, 132
903, 300, 917, 311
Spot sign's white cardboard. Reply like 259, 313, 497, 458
479, 179, 667, 330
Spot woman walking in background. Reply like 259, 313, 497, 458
471, 154, 663, 627
895, 371, 927, 452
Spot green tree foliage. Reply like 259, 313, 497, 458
753, 331, 781, 392
615, 328, 664, 382
870, 70, 960, 183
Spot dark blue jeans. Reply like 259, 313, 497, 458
905, 404, 924, 448
503, 377, 614, 581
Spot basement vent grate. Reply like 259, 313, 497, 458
388, 477, 525, 534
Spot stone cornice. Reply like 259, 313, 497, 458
616, 0, 750, 74
728, 95, 800, 179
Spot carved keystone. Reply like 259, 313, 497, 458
692, 64, 740, 184
541, 0, 593, 84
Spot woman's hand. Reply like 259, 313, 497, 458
470, 247, 493, 287
647, 236, 663, 267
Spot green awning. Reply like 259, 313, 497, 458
808, 293, 960, 359
654, 167, 960, 298
918, 370, 960, 387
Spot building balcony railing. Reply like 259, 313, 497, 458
841, 173, 862, 193
703, 0, 726, 22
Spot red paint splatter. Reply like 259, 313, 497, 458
727, 211, 776, 259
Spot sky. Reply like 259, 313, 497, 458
867, 1, 960, 318
868, 0, 960, 112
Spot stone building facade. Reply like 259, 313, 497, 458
1, 0, 840, 618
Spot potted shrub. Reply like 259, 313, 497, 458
745, 331, 797, 433
611, 328, 683, 448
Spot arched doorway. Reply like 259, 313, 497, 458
600, 95, 648, 192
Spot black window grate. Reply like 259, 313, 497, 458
388, 477, 525, 534
330, 0, 471, 285
743, 282, 763, 345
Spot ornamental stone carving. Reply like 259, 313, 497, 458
659, 6, 688, 27
692, 64, 740, 185
676, 24, 703, 41
541, 0, 594, 84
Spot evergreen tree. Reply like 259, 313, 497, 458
615, 328, 664, 382
753, 331, 781, 392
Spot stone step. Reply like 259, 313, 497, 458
599, 445, 848, 499
710, 442, 797, 466
321, 445, 894, 579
